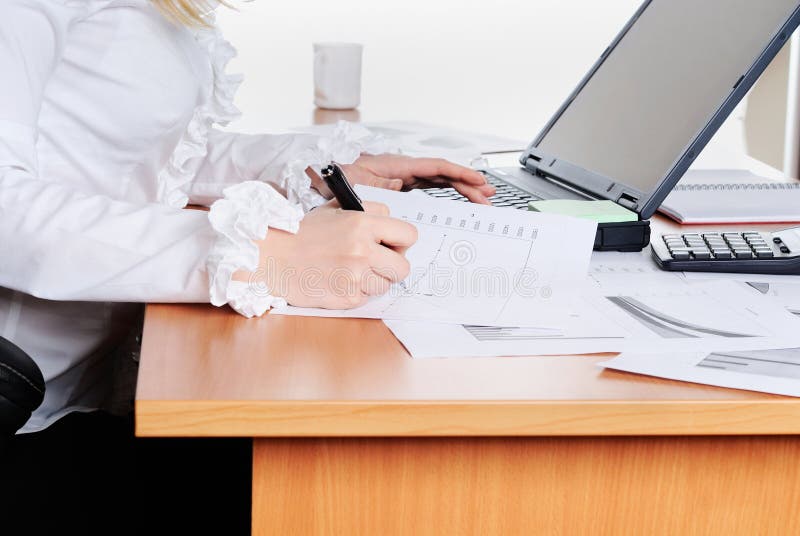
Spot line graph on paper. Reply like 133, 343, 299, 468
272, 186, 599, 327
370, 207, 540, 323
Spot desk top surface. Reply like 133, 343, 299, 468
136, 215, 800, 438
135, 116, 800, 437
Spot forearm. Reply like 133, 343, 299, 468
189, 122, 393, 210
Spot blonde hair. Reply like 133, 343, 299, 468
152, 0, 232, 27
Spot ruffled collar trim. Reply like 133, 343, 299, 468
156, 16, 244, 208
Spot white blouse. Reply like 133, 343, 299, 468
0, 0, 387, 432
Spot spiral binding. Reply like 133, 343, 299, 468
674, 182, 800, 191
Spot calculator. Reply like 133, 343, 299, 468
651, 226, 800, 274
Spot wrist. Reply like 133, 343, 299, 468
232, 228, 295, 299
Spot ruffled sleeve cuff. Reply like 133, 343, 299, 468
277, 120, 397, 211
206, 181, 303, 318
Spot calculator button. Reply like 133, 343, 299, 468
712, 250, 733, 259
780, 245, 791, 254
774, 237, 783, 244
755, 250, 775, 258
671, 250, 691, 260
683, 247, 710, 257
734, 250, 753, 259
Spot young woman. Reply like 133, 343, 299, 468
0, 0, 494, 434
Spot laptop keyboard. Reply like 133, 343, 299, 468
421, 173, 542, 209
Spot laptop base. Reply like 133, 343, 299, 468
421, 167, 651, 252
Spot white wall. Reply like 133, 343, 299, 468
744, 39, 790, 170
218, 0, 641, 140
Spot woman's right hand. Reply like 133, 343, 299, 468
237, 201, 418, 309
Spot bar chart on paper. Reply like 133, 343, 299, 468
698, 349, 800, 379
601, 347, 800, 397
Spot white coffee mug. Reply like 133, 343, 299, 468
313, 43, 363, 110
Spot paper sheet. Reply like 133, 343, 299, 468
272, 185, 598, 327
384, 251, 800, 358
683, 271, 800, 284
599, 348, 800, 397
684, 272, 800, 315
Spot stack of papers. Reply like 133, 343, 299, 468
384, 252, 800, 358
273, 186, 800, 398
600, 268, 800, 397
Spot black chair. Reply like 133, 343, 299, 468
0, 336, 45, 441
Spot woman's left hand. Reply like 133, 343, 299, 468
311, 154, 496, 205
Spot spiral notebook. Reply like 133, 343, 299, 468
659, 169, 800, 224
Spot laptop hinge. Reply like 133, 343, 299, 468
522, 154, 543, 174
617, 193, 639, 211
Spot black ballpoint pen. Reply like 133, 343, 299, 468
321, 163, 364, 211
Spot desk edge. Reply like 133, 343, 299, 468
134, 399, 800, 437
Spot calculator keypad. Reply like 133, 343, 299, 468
661, 232, 778, 261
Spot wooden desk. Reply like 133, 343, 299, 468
136, 214, 800, 534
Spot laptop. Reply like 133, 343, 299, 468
423, 0, 800, 251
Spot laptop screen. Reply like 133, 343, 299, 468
535, 0, 799, 199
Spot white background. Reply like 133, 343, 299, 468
218, 0, 764, 171
218, 0, 641, 139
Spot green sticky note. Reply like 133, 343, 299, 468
528, 199, 637, 223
